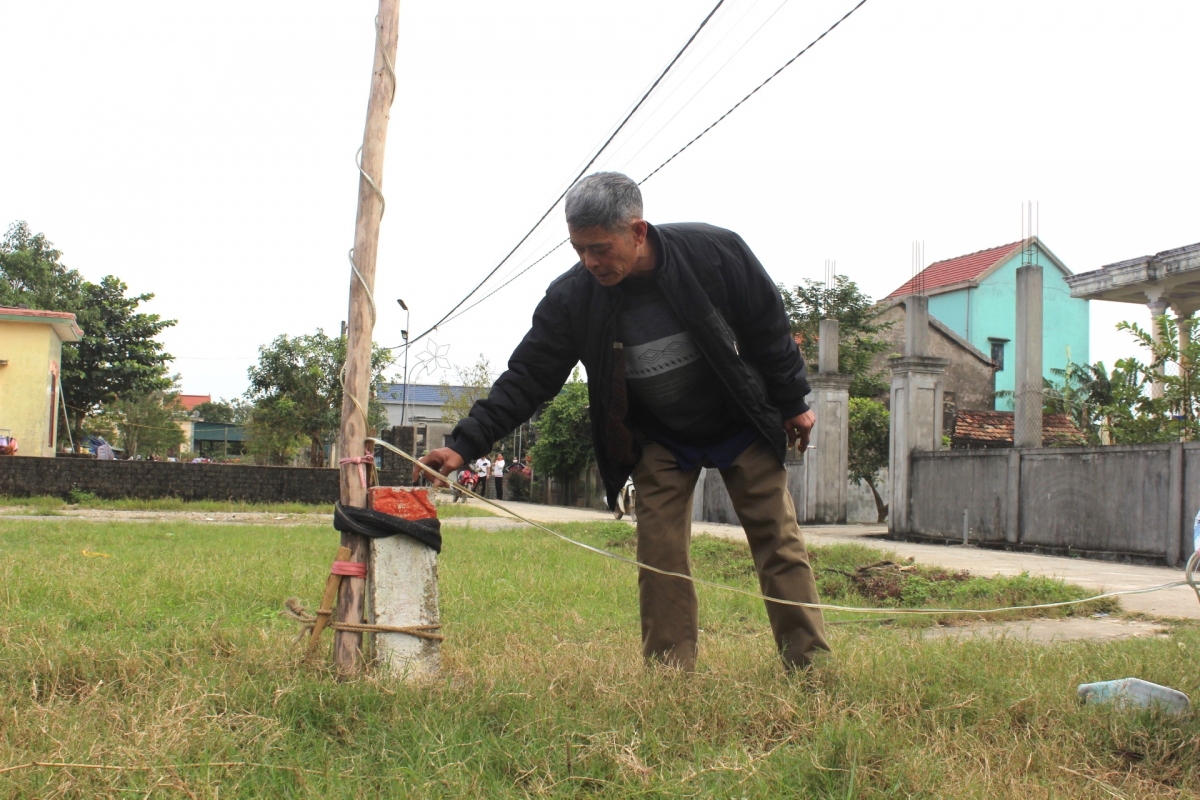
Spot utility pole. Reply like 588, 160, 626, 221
334, 0, 401, 677
398, 299, 410, 425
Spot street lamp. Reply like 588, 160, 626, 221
397, 299, 410, 425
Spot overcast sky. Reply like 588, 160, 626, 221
3, 1, 1198, 401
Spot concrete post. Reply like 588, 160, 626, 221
801, 320, 852, 524
1013, 265, 1043, 448
888, 296, 948, 534
1148, 299, 1169, 399
905, 295, 930, 358
372, 537, 441, 679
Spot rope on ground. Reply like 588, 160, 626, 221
370, 437, 1200, 617
282, 597, 444, 642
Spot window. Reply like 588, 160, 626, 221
989, 339, 1007, 371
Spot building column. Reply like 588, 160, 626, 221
888, 296, 948, 535
1013, 265, 1044, 448
1148, 299, 1169, 399
1175, 308, 1193, 372
803, 319, 852, 524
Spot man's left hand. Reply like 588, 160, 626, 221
785, 409, 816, 452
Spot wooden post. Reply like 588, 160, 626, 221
334, 0, 401, 677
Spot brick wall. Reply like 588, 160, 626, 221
0, 456, 409, 504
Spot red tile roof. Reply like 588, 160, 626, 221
177, 394, 212, 411
887, 241, 1024, 299
951, 410, 1085, 446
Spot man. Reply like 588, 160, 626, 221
420, 172, 828, 671
474, 454, 491, 498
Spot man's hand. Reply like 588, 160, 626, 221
785, 409, 816, 453
416, 447, 464, 487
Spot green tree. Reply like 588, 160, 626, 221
243, 396, 305, 466
245, 330, 389, 467
61, 276, 176, 444
1041, 353, 1113, 443
780, 275, 892, 397
192, 400, 235, 423
1, 222, 176, 444
439, 355, 493, 425
95, 391, 187, 459
530, 370, 592, 485
848, 397, 889, 523
0, 221, 83, 311
1094, 315, 1200, 444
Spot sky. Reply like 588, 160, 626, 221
2, 0, 1198, 401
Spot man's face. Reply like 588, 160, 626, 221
569, 220, 648, 286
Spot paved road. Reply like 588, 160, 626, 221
451, 499, 1200, 620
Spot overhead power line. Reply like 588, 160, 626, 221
394, 0, 728, 352
421, 0, 873, 330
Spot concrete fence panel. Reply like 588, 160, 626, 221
1019, 445, 1174, 558
910, 450, 1011, 543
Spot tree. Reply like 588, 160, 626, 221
193, 400, 235, 423
848, 398, 889, 523
2, 222, 177, 444
95, 391, 187, 459
0, 221, 83, 311
780, 275, 892, 397
1093, 316, 1200, 444
245, 330, 390, 467
530, 370, 592, 485
61, 276, 176, 444
439, 355, 493, 424
1041, 353, 1113, 443
243, 396, 305, 466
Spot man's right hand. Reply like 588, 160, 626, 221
416, 447, 464, 487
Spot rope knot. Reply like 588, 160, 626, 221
339, 451, 375, 488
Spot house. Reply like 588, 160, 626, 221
191, 420, 246, 459
0, 307, 82, 456
377, 383, 470, 427
871, 297, 996, 412
886, 238, 1090, 410
950, 409, 1085, 449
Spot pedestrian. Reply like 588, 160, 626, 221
419, 172, 828, 672
492, 452, 506, 500
475, 454, 491, 498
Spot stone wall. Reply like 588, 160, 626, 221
907, 442, 1197, 564
0, 456, 409, 504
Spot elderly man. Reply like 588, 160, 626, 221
420, 172, 828, 671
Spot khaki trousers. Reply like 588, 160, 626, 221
631, 439, 829, 670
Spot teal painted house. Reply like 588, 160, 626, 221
887, 238, 1090, 410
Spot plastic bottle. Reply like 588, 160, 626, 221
1077, 678, 1191, 714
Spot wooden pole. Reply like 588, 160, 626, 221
334, 0, 401, 677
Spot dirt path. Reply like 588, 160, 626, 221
0, 507, 332, 526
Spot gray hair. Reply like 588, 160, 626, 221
564, 172, 643, 231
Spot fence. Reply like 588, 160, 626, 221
906, 442, 1198, 565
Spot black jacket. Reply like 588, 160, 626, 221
447, 222, 811, 508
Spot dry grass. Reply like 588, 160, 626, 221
0, 517, 1195, 798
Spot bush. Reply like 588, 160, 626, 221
64, 487, 98, 505
506, 471, 530, 502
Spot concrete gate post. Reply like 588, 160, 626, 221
803, 319, 853, 524
888, 296, 949, 535
1014, 265, 1044, 448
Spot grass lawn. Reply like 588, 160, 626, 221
0, 517, 1196, 798
0, 494, 494, 519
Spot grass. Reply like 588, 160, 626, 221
0, 494, 495, 519
0, 516, 1194, 798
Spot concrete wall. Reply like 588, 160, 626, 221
907, 443, 1197, 564
0, 455, 409, 504
0, 320, 61, 457
690, 462, 886, 527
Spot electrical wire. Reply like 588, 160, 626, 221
403, 0, 872, 334
395, 0, 728, 352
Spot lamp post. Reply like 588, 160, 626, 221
397, 299, 410, 425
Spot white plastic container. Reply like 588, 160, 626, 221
1078, 678, 1190, 714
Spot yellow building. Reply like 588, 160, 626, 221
0, 307, 83, 457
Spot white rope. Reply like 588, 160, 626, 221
369, 437, 1200, 616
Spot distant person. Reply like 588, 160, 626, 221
475, 455, 491, 498
492, 453, 506, 500
420, 172, 827, 672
